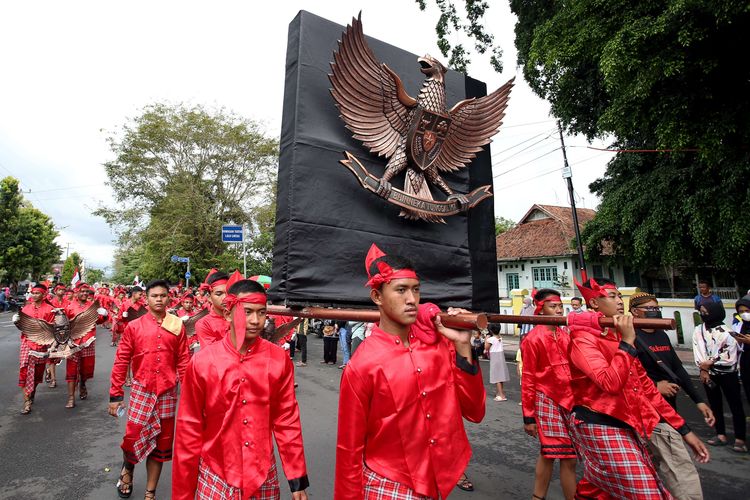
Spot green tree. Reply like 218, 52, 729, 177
415, 0, 503, 73
96, 103, 279, 284
61, 252, 82, 284
86, 268, 105, 284
0, 177, 61, 283
494, 216, 515, 236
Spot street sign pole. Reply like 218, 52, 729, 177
186, 257, 190, 288
243, 225, 247, 278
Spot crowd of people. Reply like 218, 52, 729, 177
9, 252, 750, 499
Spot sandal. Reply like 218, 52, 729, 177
731, 442, 748, 453
116, 467, 133, 498
49, 380, 57, 388
79, 384, 88, 400
707, 436, 728, 446
20, 398, 33, 415
456, 473, 474, 492
144, 489, 156, 500
65, 395, 76, 409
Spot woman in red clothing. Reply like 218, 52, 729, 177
334, 244, 485, 500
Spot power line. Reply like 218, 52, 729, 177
492, 131, 557, 163
29, 183, 105, 194
502, 119, 556, 129
490, 127, 557, 159
495, 166, 561, 191
492, 147, 561, 179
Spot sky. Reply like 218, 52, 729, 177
0, 1, 612, 272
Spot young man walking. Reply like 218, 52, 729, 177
108, 279, 190, 499
173, 275, 309, 499
521, 288, 576, 500
630, 292, 714, 500
194, 269, 230, 349
334, 244, 485, 500
568, 278, 709, 499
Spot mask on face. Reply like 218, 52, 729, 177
644, 310, 662, 319
740, 312, 750, 322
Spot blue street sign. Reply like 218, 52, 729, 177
170, 255, 179, 263
185, 271, 191, 279
222, 224, 243, 243
171, 255, 189, 263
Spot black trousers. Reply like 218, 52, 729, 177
705, 371, 746, 441
297, 335, 307, 363
323, 337, 338, 364
740, 352, 750, 406
288, 339, 296, 360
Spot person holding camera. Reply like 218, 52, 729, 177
693, 301, 746, 452
631, 292, 715, 499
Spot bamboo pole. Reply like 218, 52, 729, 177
487, 314, 675, 330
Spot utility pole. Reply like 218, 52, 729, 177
242, 224, 247, 278
65, 242, 71, 260
558, 121, 587, 282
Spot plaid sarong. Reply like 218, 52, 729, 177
18, 340, 43, 396
570, 417, 674, 499
196, 459, 280, 500
123, 381, 177, 464
535, 391, 576, 459
363, 465, 434, 500
80, 340, 96, 358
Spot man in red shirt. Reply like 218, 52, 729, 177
13, 283, 56, 414
335, 244, 485, 500
109, 279, 190, 500
521, 288, 576, 500
194, 269, 230, 349
568, 278, 709, 499
173, 275, 309, 499
64, 283, 107, 407
45, 283, 68, 388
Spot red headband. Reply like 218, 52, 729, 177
364, 244, 418, 289
574, 277, 617, 306
31, 286, 47, 294
534, 294, 562, 315
224, 292, 267, 346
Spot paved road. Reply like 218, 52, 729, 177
0, 314, 748, 499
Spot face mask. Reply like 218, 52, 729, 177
741, 312, 750, 322
644, 310, 662, 319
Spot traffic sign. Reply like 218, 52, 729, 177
170, 255, 179, 263
171, 255, 189, 263
185, 271, 191, 279
222, 224, 243, 243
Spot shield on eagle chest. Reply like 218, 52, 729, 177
53, 311, 71, 344
407, 109, 451, 170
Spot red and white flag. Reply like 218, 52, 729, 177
133, 275, 140, 285
71, 267, 80, 287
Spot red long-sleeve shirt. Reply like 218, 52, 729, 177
173, 335, 308, 499
568, 311, 688, 437
335, 312, 485, 500
521, 325, 574, 423
109, 312, 190, 401
194, 310, 229, 348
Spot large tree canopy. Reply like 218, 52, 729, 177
97, 103, 278, 284
0, 177, 61, 283
509, 1, 750, 276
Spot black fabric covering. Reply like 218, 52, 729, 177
269, 11, 499, 312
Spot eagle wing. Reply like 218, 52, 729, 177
183, 309, 209, 338
15, 312, 56, 346
68, 300, 101, 340
329, 14, 416, 159
126, 305, 148, 322
269, 318, 303, 345
434, 77, 515, 172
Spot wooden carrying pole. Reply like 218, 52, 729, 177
266, 305, 487, 331
487, 313, 675, 330
267, 306, 675, 331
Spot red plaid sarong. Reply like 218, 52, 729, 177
121, 381, 177, 464
363, 465, 434, 500
570, 417, 674, 499
66, 338, 96, 382
18, 339, 45, 396
535, 391, 576, 459
196, 459, 280, 500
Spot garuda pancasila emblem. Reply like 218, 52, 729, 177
330, 14, 514, 222
15, 301, 101, 359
